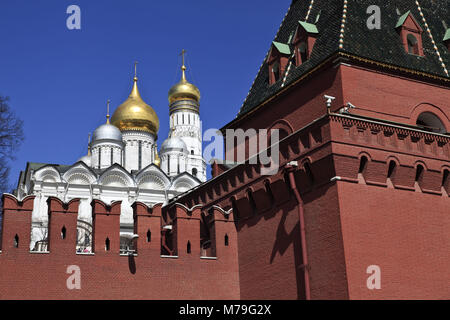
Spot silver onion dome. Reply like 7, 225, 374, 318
160, 137, 188, 154
92, 123, 123, 142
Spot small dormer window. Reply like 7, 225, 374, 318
272, 61, 280, 82
292, 21, 318, 66
395, 11, 424, 56
297, 42, 308, 64
407, 34, 419, 55
267, 41, 291, 85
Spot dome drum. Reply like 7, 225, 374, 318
169, 99, 199, 114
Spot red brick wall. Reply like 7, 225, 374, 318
340, 65, 449, 129
0, 195, 240, 300
337, 182, 450, 299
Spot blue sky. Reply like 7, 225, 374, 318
0, 0, 291, 187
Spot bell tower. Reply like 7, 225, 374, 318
166, 50, 206, 181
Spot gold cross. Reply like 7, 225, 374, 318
180, 49, 186, 67
106, 99, 111, 124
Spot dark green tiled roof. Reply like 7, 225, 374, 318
237, 0, 450, 117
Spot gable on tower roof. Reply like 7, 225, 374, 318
236, 0, 450, 119
395, 10, 422, 31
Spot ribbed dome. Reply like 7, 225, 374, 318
111, 77, 160, 136
92, 123, 123, 142
160, 137, 188, 154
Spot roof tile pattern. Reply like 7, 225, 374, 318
238, 0, 450, 117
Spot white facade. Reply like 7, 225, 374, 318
122, 130, 157, 172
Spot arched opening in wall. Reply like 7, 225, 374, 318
359, 156, 368, 174
416, 112, 447, 133
247, 189, 257, 215
387, 161, 397, 179
14, 234, 19, 248
441, 169, 449, 190
146, 229, 151, 243
358, 156, 368, 183
192, 168, 198, 177
61, 226, 67, 240
187, 241, 191, 254
303, 161, 315, 187
231, 197, 239, 221
224, 234, 229, 247
191, 150, 194, 155
407, 34, 419, 55
105, 237, 110, 251
386, 160, 397, 188
264, 179, 275, 206
415, 164, 425, 188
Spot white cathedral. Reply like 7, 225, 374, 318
13, 57, 207, 252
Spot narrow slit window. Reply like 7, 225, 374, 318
225, 234, 229, 247
147, 230, 151, 243
187, 241, 191, 254
14, 234, 19, 248
105, 237, 110, 251
61, 226, 66, 239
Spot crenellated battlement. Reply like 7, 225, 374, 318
0, 194, 236, 260
0, 194, 240, 299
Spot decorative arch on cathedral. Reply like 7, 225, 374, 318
135, 165, 171, 190
98, 164, 136, 188
34, 165, 62, 183
63, 162, 97, 185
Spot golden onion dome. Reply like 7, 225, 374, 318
168, 61, 200, 104
111, 76, 160, 136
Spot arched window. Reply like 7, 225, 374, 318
61, 226, 67, 240
224, 234, 229, 247
407, 34, 419, 55
416, 112, 446, 133
192, 168, 198, 177
14, 234, 19, 248
105, 237, 110, 251
146, 230, 151, 243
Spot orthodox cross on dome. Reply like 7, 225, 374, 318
106, 99, 111, 124
134, 61, 138, 81
180, 49, 187, 81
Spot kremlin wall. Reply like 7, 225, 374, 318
0, 195, 239, 299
